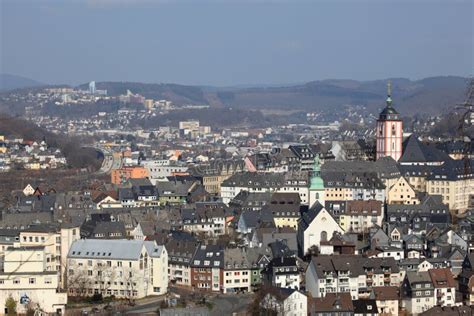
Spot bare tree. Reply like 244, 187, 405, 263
67, 262, 93, 297
123, 266, 141, 305
95, 261, 117, 296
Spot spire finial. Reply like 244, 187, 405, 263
386, 81, 393, 106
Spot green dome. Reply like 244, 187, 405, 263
310, 176, 324, 190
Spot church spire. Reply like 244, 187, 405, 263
386, 80, 393, 107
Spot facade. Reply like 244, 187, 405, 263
190, 244, 223, 292
376, 82, 403, 161
263, 193, 301, 229
387, 176, 420, 205
180, 202, 232, 236
338, 200, 383, 233
425, 159, 474, 213
264, 257, 300, 290
221, 172, 310, 205
222, 248, 251, 294
193, 159, 245, 195
306, 255, 401, 300
18, 224, 80, 288
0, 246, 67, 314
322, 171, 386, 203
166, 239, 198, 287
142, 160, 188, 184
111, 166, 149, 185
402, 271, 436, 315
428, 268, 456, 307
67, 239, 168, 299
371, 286, 399, 316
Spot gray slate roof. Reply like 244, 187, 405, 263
68, 239, 164, 260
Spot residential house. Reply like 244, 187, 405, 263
402, 271, 436, 315
371, 286, 399, 316
260, 287, 307, 316
428, 268, 456, 307
264, 257, 300, 290
306, 255, 401, 300
190, 244, 223, 292
222, 247, 251, 294
166, 239, 199, 287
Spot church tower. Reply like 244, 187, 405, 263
376, 81, 403, 161
308, 155, 325, 208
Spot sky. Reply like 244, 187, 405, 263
1, 0, 473, 86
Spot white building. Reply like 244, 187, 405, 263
18, 224, 80, 288
142, 160, 188, 184
306, 255, 401, 300
0, 246, 67, 314
222, 248, 251, 294
221, 173, 310, 205
260, 288, 307, 316
429, 268, 457, 308
297, 203, 343, 256
67, 239, 168, 299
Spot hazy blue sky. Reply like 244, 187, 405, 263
1, 0, 472, 86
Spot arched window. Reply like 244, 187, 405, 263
391, 124, 396, 136
320, 231, 328, 242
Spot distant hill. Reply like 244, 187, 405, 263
50, 76, 471, 115
0, 73, 44, 91
212, 76, 469, 115
78, 81, 208, 105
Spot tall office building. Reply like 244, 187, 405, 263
89, 81, 96, 95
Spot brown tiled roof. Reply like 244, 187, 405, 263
428, 268, 456, 288
372, 286, 399, 300
309, 293, 354, 313
346, 200, 382, 216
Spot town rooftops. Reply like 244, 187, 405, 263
322, 156, 400, 179
310, 255, 399, 278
